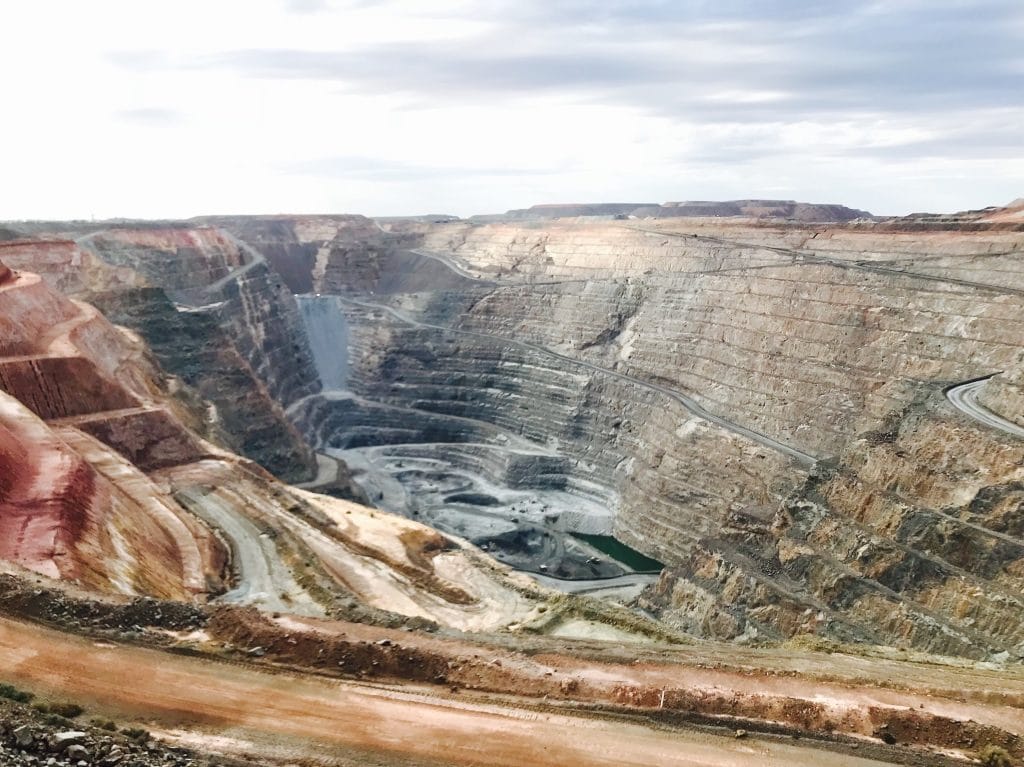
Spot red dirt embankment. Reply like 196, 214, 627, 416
0, 273, 80, 357
0, 238, 146, 296
0, 615, 914, 767
0, 357, 139, 420
206, 607, 1024, 761
56, 408, 211, 472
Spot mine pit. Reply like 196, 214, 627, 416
324, 437, 625, 586
3, 201, 1024, 766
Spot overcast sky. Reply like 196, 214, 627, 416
2, 0, 1022, 219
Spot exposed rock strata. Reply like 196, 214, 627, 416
239, 210, 1024, 654
650, 387, 1024, 657
979, 361, 1024, 427
0, 256, 589, 635
195, 215, 401, 295
1, 233, 320, 482
0, 263, 221, 598
5, 205, 1023, 657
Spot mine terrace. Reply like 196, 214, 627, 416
0, 198, 1023, 766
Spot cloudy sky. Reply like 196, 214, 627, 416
2, 0, 1022, 218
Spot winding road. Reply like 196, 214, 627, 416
335, 296, 817, 466
408, 247, 496, 283
204, 229, 268, 294
173, 485, 323, 617
946, 377, 1024, 439
74, 229, 268, 297
393, 236, 1024, 457
530, 571, 661, 595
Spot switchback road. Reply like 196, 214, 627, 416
946, 377, 1024, 439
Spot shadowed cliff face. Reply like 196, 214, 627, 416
0, 231, 321, 483
216, 209, 1024, 657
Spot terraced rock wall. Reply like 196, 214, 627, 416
90, 286, 316, 482
257, 216, 1024, 653
81, 227, 246, 296
0, 263, 225, 598
80, 228, 321, 413
0, 239, 144, 296
1, 232, 321, 482
197, 215, 396, 295
412, 221, 1024, 454
651, 390, 1024, 659
337, 303, 797, 563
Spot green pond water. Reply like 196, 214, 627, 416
571, 533, 664, 573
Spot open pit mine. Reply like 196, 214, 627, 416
0, 199, 1023, 766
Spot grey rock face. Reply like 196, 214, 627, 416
273, 214, 1024, 656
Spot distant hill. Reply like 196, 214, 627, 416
482, 199, 874, 223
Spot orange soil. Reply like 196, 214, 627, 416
210, 608, 1024, 759
0, 616, 900, 767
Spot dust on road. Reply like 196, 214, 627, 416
0, 616, 897, 767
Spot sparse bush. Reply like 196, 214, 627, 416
0, 683, 33, 703
47, 701, 84, 718
123, 727, 150, 743
784, 633, 840, 654
979, 744, 1012, 767
90, 717, 118, 731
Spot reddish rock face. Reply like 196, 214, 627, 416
67, 407, 210, 471
0, 238, 145, 296
0, 357, 139, 420
0, 257, 225, 599
0, 394, 98, 581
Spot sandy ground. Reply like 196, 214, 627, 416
263, 611, 1024, 736
294, 488, 545, 632
0, 616, 903, 767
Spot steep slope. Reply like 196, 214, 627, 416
979, 362, 1024, 428
227, 208, 1024, 655
0, 232, 320, 482
651, 386, 1024, 658
0, 256, 662, 639
0, 261, 221, 598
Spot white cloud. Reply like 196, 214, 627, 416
0, 0, 1020, 219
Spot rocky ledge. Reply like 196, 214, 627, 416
0, 697, 233, 767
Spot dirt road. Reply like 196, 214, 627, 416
172, 485, 323, 616
0, 617, 899, 767
947, 377, 1024, 439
